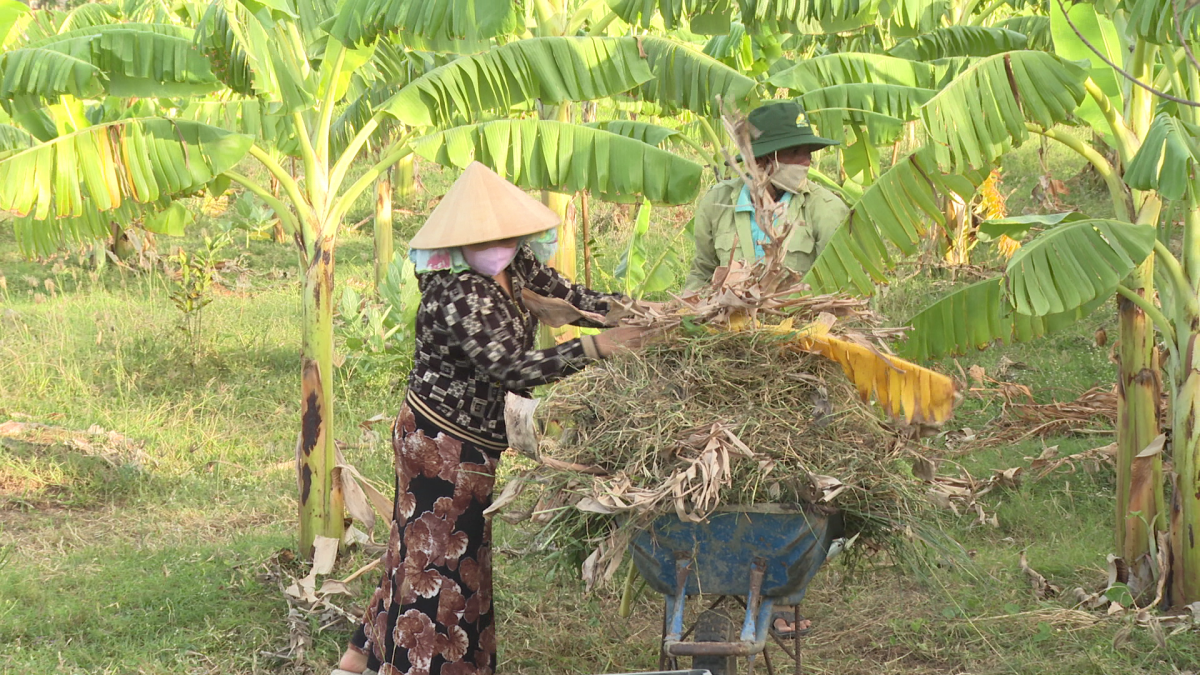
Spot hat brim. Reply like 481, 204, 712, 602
735, 131, 840, 162
408, 162, 560, 250
750, 129, 839, 157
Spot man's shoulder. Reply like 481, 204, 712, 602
803, 184, 850, 222
698, 179, 847, 215
805, 183, 846, 207
698, 178, 742, 204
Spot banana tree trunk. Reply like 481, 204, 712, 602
1105, 36, 1164, 601
396, 153, 415, 199
581, 190, 592, 287
93, 240, 108, 270
942, 193, 971, 267
547, 192, 577, 280
374, 168, 394, 292
1116, 257, 1163, 599
1171, 193, 1200, 605
542, 103, 577, 281
1172, 339, 1200, 604
111, 221, 134, 260
298, 233, 344, 558
540, 191, 578, 347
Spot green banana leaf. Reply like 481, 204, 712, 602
0, 117, 252, 221
411, 119, 703, 205
898, 277, 1108, 361
0, 23, 219, 100
803, 146, 990, 295
1006, 219, 1156, 317
384, 37, 655, 128
920, 51, 1087, 173
1125, 113, 1200, 202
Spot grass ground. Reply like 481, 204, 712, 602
1, 143, 1197, 675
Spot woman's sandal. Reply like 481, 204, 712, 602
768, 610, 812, 639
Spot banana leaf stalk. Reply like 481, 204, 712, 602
374, 167, 393, 293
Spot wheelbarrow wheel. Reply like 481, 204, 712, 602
692, 608, 735, 675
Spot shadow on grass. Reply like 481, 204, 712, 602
0, 436, 147, 510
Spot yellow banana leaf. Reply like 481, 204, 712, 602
767, 317, 957, 425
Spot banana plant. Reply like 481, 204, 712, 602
611, 199, 693, 298
853, 0, 1200, 605
1042, 0, 1166, 593
0, 9, 235, 261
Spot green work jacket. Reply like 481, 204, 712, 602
684, 178, 849, 291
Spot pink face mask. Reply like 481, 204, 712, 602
463, 241, 519, 276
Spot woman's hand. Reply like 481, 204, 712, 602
636, 300, 670, 314
593, 325, 655, 357
605, 299, 668, 326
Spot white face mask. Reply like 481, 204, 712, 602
769, 162, 810, 194
463, 241, 519, 276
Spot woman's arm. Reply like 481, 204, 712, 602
521, 249, 626, 328
441, 274, 604, 389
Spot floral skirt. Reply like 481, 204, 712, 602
350, 399, 501, 675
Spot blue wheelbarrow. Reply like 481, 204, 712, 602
628, 505, 844, 675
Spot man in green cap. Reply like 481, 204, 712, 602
684, 100, 849, 291
684, 101, 845, 638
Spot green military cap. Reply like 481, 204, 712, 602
746, 100, 838, 158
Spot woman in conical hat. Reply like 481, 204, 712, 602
337, 162, 648, 675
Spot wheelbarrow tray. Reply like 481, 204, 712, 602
629, 505, 843, 607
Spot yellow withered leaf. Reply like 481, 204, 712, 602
771, 321, 957, 425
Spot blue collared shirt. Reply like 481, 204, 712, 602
734, 185, 793, 260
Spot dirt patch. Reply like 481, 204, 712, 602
0, 464, 49, 495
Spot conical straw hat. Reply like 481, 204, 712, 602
409, 162, 561, 249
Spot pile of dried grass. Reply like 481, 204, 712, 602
536, 329, 917, 524
502, 326, 944, 586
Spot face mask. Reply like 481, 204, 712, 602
769, 162, 810, 194
463, 241, 519, 276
